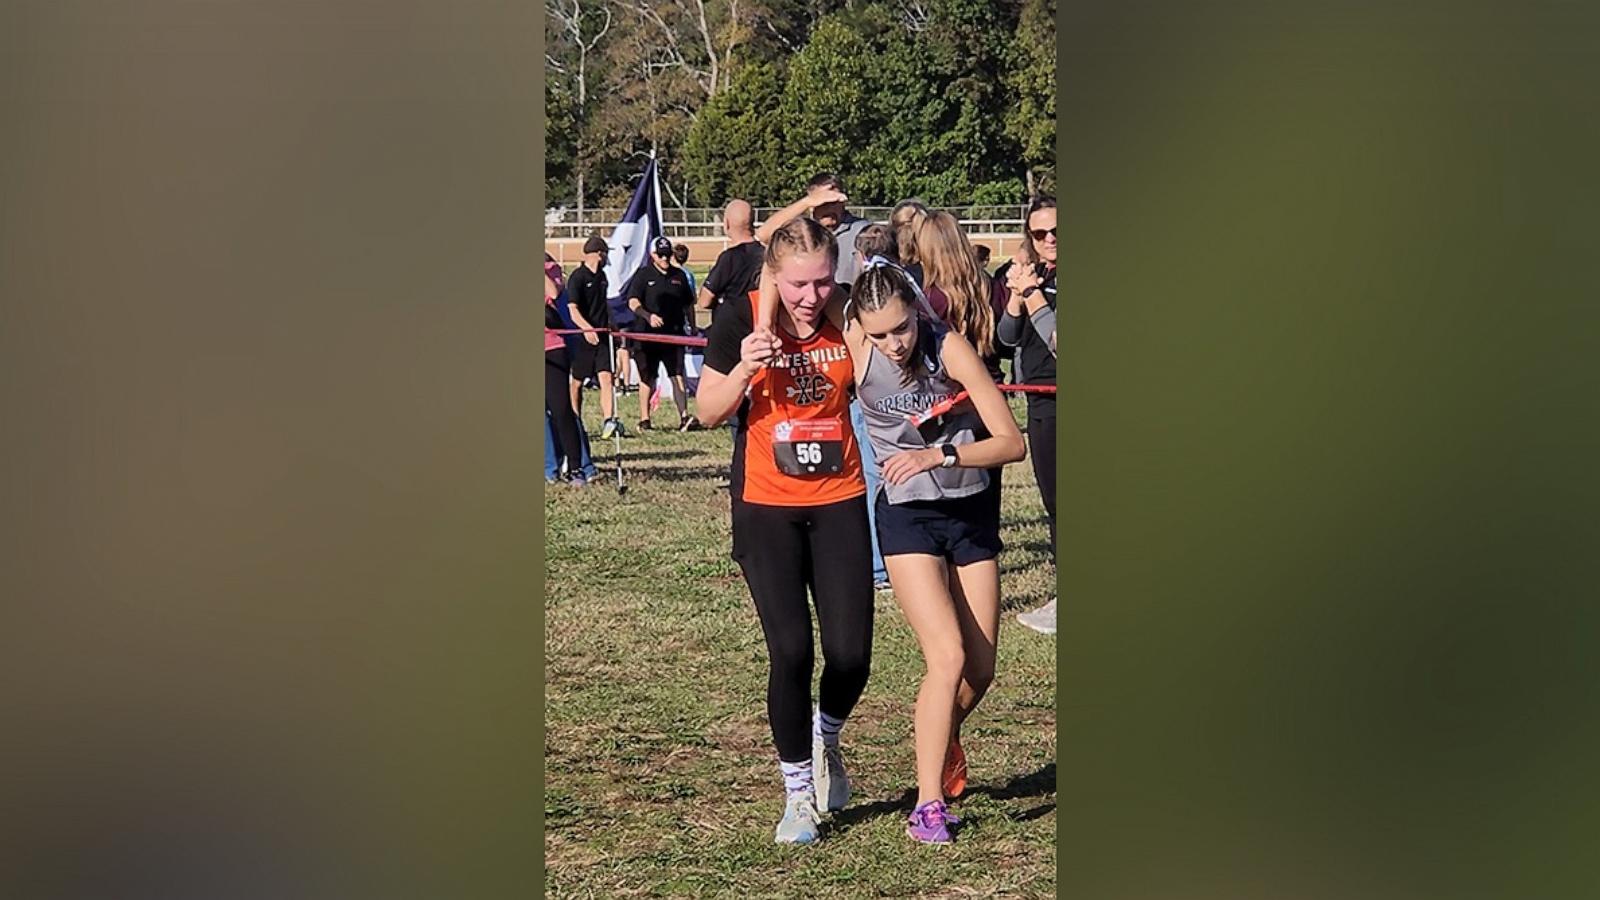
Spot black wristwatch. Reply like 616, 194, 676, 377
939, 444, 959, 468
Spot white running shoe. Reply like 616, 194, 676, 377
813, 736, 851, 812
1016, 598, 1057, 635
774, 790, 822, 844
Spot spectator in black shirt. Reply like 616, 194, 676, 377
566, 233, 623, 439
698, 199, 765, 325
626, 236, 700, 431
994, 195, 1058, 635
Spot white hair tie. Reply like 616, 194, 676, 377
861, 256, 937, 320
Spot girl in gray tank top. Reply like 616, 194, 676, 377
856, 319, 989, 504
819, 262, 1028, 839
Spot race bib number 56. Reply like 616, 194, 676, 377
773, 419, 845, 476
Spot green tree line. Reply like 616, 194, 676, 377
545, 0, 1055, 212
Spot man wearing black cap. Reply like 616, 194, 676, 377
566, 233, 622, 439
625, 236, 699, 431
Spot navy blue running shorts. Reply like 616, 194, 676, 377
873, 487, 1003, 565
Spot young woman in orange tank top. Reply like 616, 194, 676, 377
695, 219, 871, 845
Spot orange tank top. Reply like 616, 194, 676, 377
737, 297, 864, 507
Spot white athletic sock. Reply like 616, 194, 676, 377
813, 709, 846, 749
780, 760, 814, 795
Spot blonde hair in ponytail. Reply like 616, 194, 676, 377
890, 199, 931, 269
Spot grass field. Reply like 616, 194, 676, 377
544, 388, 1057, 899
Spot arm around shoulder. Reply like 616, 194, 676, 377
754, 194, 812, 245
696, 307, 778, 427
942, 333, 1026, 467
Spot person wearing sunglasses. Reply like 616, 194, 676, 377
994, 195, 1058, 635
626, 236, 701, 432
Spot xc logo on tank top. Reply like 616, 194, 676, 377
770, 352, 844, 476
784, 373, 833, 406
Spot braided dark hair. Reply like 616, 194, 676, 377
848, 265, 934, 381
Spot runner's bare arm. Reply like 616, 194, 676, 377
879, 333, 1025, 484
753, 186, 847, 245
756, 264, 779, 332
695, 331, 781, 427
823, 281, 848, 333
943, 332, 1026, 467
833, 290, 870, 376
697, 284, 716, 311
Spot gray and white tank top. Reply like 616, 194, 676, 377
856, 321, 990, 504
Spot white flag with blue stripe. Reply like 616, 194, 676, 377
603, 156, 664, 329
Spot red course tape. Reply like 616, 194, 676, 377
548, 327, 1056, 393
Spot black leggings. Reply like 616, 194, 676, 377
546, 350, 584, 476
1028, 412, 1056, 554
732, 495, 874, 763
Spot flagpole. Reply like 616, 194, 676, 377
610, 329, 626, 494
649, 150, 664, 243
645, 151, 669, 418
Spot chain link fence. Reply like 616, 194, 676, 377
545, 205, 1029, 239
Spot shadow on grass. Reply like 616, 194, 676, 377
633, 464, 730, 483
1000, 554, 1058, 577
967, 761, 1056, 804
1012, 539, 1054, 557
1000, 594, 1052, 614
999, 514, 1052, 532
1007, 802, 1055, 823
827, 787, 917, 834
827, 762, 1056, 833
611, 448, 704, 462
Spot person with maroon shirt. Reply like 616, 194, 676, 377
915, 210, 1003, 382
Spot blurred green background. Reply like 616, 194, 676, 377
1059, 2, 1600, 897
2, 2, 542, 897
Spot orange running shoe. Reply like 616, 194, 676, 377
941, 738, 968, 800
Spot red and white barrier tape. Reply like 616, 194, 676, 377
549, 326, 1056, 395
